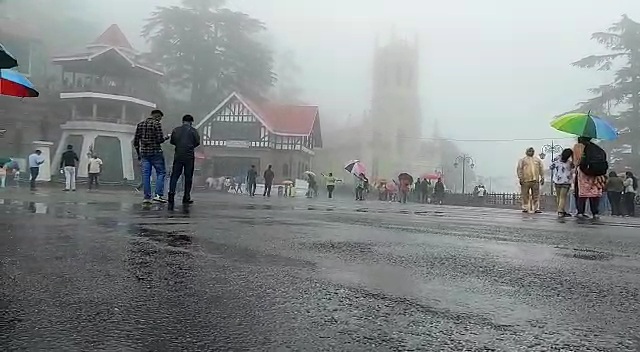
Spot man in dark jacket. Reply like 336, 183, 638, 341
263, 165, 275, 197
168, 114, 201, 207
59, 144, 79, 191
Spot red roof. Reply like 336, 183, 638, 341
258, 103, 319, 135
91, 24, 133, 50
198, 92, 321, 138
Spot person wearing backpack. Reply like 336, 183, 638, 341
573, 137, 607, 219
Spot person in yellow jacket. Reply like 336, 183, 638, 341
517, 147, 545, 213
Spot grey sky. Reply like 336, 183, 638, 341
94, 0, 640, 184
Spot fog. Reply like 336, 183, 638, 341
13, 0, 640, 183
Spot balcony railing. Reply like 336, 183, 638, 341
60, 81, 155, 103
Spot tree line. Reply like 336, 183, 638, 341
571, 15, 640, 170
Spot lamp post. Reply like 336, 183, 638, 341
454, 154, 475, 194
539, 142, 563, 195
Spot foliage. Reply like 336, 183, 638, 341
142, 0, 276, 114
571, 15, 640, 169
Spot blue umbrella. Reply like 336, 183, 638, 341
0, 43, 18, 69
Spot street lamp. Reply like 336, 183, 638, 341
454, 154, 475, 194
539, 142, 563, 195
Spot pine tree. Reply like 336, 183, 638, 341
572, 15, 640, 169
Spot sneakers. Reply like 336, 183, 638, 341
153, 195, 167, 203
142, 199, 153, 205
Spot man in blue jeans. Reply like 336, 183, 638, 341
134, 109, 169, 204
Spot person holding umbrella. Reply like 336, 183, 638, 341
552, 112, 616, 220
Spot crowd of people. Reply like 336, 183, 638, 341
1, 109, 638, 219
519, 137, 638, 220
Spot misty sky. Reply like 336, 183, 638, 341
92, 0, 640, 184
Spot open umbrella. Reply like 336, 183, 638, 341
0, 43, 18, 69
345, 160, 366, 176
398, 172, 414, 184
304, 171, 317, 178
421, 173, 441, 180
0, 69, 39, 98
551, 112, 617, 141
282, 180, 294, 185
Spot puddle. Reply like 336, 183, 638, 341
27, 202, 48, 214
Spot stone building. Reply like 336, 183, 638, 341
316, 34, 441, 181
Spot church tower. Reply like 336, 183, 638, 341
367, 33, 422, 179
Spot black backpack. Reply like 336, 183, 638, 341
580, 143, 608, 176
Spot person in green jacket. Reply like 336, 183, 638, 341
322, 172, 337, 198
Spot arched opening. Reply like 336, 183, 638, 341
93, 136, 123, 182
282, 163, 290, 178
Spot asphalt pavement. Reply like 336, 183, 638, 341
1, 188, 640, 351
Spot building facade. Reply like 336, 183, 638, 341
365, 35, 424, 178
195, 92, 322, 182
50, 24, 163, 181
316, 34, 441, 182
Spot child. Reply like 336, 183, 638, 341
550, 148, 574, 217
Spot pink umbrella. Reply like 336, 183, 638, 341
421, 173, 442, 180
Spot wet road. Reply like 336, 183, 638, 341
1, 189, 640, 351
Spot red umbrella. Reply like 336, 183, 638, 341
421, 173, 442, 180
0, 69, 39, 98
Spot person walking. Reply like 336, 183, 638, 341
263, 165, 275, 197
167, 114, 201, 207
550, 148, 574, 218
0, 163, 6, 188
134, 109, 169, 204
399, 178, 411, 204
419, 179, 430, 204
87, 154, 103, 190
605, 171, 624, 216
28, 150, 45, 191
573, 137, 607, 220
434, 178, 445, 205
516, 147, 544, 213
324, 173, 337, 199
623, 171, 637, 217
59, 144, 79, 191
247, 165, 258, 197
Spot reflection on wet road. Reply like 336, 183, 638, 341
1, 192, 640, 350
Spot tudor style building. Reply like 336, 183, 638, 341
195, 92, 322, 181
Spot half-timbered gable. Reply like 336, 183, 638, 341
195, 92, 322, 180
196, 92, 321, 153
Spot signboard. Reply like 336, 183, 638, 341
226, 140, 250, 148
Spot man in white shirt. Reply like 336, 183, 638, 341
28, 150, 45, 191
87, 154, 103, 190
